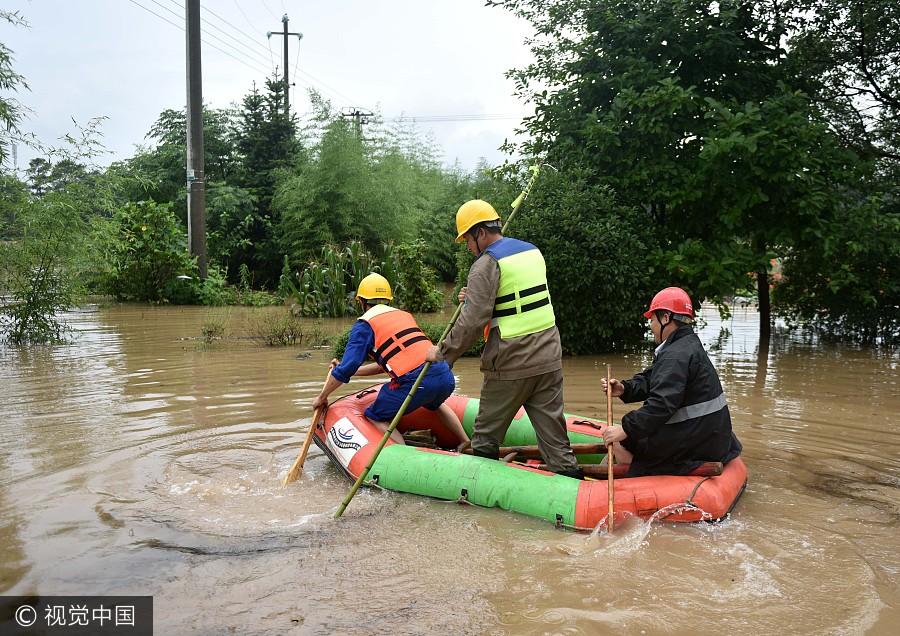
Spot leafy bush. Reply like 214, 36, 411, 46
0, 194, 89, 344
100, 200, 196, 302
393, 240, 444, 313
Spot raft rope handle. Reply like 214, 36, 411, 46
685, 476, 711, 509
363, 474, 386, 490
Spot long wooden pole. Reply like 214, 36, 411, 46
463, 442, 607, 458
535, 461, 724, 479
283, 363, 336, 485
334, 165, 544, 519
607, 364, 615, 532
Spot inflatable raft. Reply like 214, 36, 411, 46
313, 385, 747, 529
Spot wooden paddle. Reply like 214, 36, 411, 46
283, 362, 336, 485
607, 364, 615, 532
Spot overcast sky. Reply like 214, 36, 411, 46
2, 0, 537, 174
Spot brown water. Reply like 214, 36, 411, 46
1, 303, 897, 635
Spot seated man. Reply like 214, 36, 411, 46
601, 287, 742, 476
312, 273, 468, 448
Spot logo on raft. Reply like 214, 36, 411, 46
325, 417, 369, 468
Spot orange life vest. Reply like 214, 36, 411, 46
359, 305, 433, 378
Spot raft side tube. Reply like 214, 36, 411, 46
369, 445, 581, 526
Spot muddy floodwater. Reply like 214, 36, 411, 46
1, 303, 898, 635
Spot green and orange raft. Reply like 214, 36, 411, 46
313, 386, 747, 529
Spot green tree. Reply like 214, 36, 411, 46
275, 99, 418, 266
204, 183, 259, 278
0, 146, 115, 344
774, 193, 899, 344
767, 0, 899, 344
112, 106, 240, 225
0, 193, 91, 343
25, 158, 50, 196
493, 0, 852, 340
393, 239, 444, 313
785, 0, 900, 167
493, 165, 658, 353
0, 173, 28, 230
233, 77, 301, 287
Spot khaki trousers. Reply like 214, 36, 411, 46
472, 369, 580, 474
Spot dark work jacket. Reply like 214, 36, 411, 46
620, 324, 742, 477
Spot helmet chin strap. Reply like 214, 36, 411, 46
655, 310, 673, 341
471, 228, 483, 256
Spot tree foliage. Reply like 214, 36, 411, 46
0, 189, 90, 343
492, 165, 657, 353
233, 77, 301, 286
274, 95, 450, 269
491, 0, 895, 343
785, 0, 900, 166
98, 200, 196, 303
111, 106, 240, 226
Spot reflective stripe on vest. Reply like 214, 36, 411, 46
666, 393, 728, 425
482, 238, 555, 338
359, 305, 433, 378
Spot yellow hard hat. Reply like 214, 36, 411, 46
356, 273, 392, 301
455, 199, 501, 242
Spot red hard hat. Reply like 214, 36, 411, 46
643, 287, 694, 319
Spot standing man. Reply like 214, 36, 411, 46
601, 287, 743, 476
425, 200, 583, 479
313, 273, 468, 448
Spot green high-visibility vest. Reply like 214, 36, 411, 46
483, 238, 555, 338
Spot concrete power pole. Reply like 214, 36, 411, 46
186, 0, 206, 277
341, 108, 374, 138
268, 15, 303, 116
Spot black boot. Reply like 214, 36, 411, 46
472, 448, 500, 461
556, 467, 584, 480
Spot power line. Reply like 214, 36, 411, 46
126, 0, 180, 30
258, 0, 280, 21
156, 0, 273, 74
392, 114, 522, 123
202, 2, 367, 109
129, 0, 271, 76
179, 0, 276, 68
146, 1, 368, 112
130, 1, 512, 126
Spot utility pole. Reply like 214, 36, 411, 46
185, 0, 206, 277
341, 108, 374, 138
267, 15, 303, 116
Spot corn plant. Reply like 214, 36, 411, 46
287, 240, 443, 318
